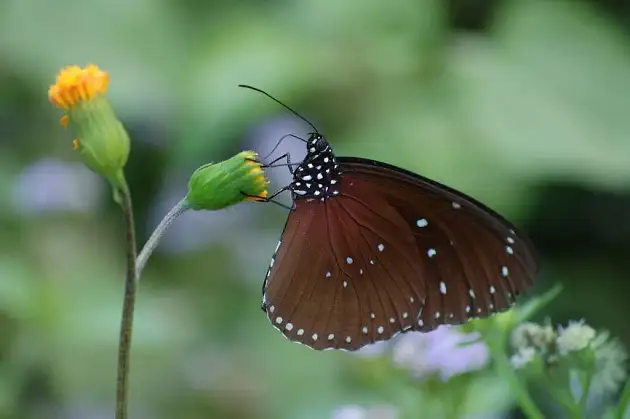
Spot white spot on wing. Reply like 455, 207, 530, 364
440, 281, 447, 294
377, 244, 385, 252
416, 219, 428, 228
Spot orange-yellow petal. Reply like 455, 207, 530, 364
48, 64, 109, 110
72, 139, 80, 150
60, 115, 69, 127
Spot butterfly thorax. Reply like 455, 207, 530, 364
291, 134, 341, 200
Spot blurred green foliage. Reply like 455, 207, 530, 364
1, 0, 630, 417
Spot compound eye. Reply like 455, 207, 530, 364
314, 136, 327, 152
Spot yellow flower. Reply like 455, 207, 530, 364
48, 64, 130, 187
185, 151, 270, 211
48, 64, 109, 111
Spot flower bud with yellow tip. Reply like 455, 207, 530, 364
48, 64, 130, 188
185, 151, 269, 211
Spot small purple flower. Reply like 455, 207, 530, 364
11, 158, 104, 215
392, 326, 489, 381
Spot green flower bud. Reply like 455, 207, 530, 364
185, 151, 269, 211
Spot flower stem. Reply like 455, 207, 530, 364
115, 180, 138, 419
135, 197, 189, 277
578, 370, 592, 415
490, 333, 545, 419
546, 384, 582, 419
615, 378, 630, 419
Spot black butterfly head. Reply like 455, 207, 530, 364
306, 132, 329, 154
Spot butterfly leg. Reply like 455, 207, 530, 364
260, 153, 296, 174
241, 186, 294, 210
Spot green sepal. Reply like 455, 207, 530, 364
66, 96, 130, 188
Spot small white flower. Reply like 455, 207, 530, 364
510, 322, 556, 351
510, 347, 537, 370
590, 331, 628, 395
556, 320, 596, 355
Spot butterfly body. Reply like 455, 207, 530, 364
289, 135, 340, 200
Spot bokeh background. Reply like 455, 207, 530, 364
1, 0, 630, 417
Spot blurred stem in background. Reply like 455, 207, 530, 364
615, 378, 630, 419
487, 331, 545, 419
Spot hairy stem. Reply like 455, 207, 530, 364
135, 197, 189, 277
115, 180, 138, 419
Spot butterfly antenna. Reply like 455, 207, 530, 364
238, 84, 319, 134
